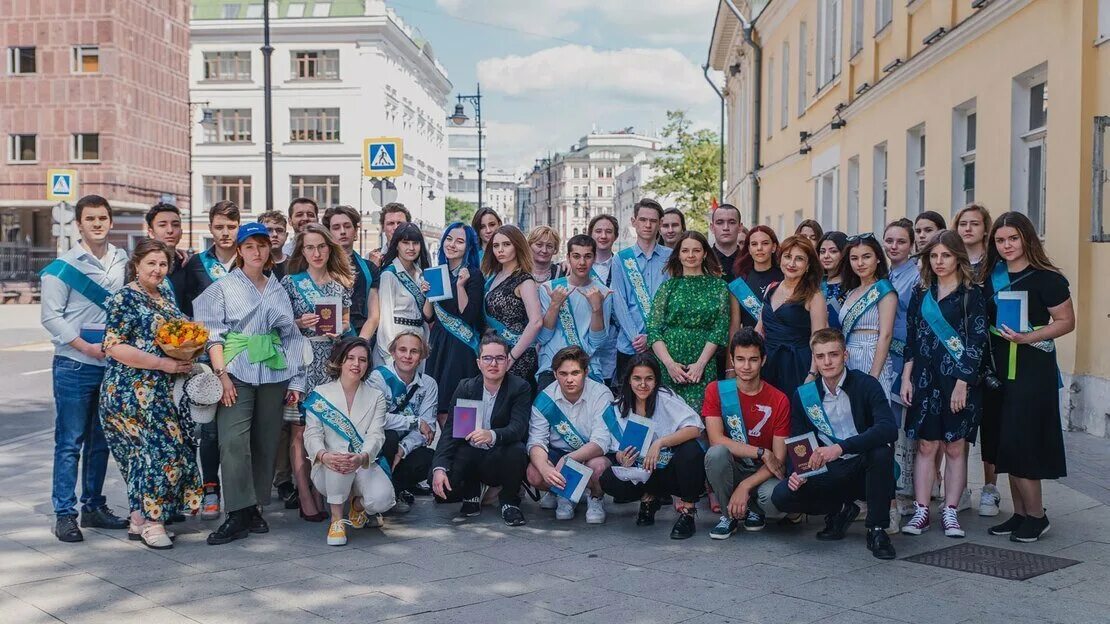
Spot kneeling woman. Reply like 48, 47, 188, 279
303, 337, 395, 546
600, 354, 705, 539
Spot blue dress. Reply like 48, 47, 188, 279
824, 281, 846, 330
760, 283, 813, 396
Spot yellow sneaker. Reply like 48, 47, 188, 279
348, 507, 368, 529
327, 519, 349, 546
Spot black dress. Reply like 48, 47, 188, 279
485, 270, 539, 384
426, 266, 485, 415
981, 266, 1069, 480
735, 266, 784, 327
760, 283, 812, 396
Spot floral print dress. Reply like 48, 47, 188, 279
99, 285, 203, 521
647, 274, 729, 412
280, 274, 353, 400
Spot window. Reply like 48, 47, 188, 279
873, 142, 888, 234
245, 4, 263, 18
906, 124, 926, 217
1093, 116, 1110, 241
290, 175, 339, 208
952, 101, 977, 210
767, 56, 775, 139
815, 168, 838, 229
1099, 0, 1110, 43
203, 51, 251, 81
8, 134, 36, 162
1011, 64, 1048, 233
291, 50, 339, 80
6, 47, 35, 74
290, 108, 340, 142
781, 41, 790, 129
313, 2, 332, 17
204, 109, 253, 143
72, 46, 99, 73
72, 134, 99, 161
222, 4, 241, 18
286, 3, 305, 17
851, 0, 864, 56
816, 0, 842, 89
203, 176, 251, 211
847, 156, 860, 233
793, 209, 804, 229
798, 22, 808, 116
875, 0, 892, 33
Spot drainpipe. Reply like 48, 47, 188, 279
720, 0, 762, 223
703, 64, 726, 206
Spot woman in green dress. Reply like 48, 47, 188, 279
648, 231, 730, 412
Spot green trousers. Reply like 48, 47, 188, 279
216, 380, 289, 513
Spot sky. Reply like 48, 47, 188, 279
387, 0, 723, 174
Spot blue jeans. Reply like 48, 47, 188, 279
51, 356, 110, 516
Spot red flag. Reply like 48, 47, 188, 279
710, 197, 719, 211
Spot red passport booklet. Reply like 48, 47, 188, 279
785, 432, 828, 478
314, 303, 338, 335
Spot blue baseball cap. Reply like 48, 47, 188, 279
236, 221, 271, 245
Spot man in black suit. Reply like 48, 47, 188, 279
772, 328, 898, 559
432, 332, 531, 526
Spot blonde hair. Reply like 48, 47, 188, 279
527, 225, 560, 249
287, 223, 354, 288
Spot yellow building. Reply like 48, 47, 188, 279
709, 0, 1110, 437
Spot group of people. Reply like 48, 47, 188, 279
42, 192, 1073, 560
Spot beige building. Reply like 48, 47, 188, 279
709, 0, 1110, 437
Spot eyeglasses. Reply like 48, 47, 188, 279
847, 232, 876, 244
479, 355, 509, 365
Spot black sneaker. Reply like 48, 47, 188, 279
867, 527, 897, 560
207, 509, 251, 545
248, 507, 269, 534
501, 504, 526, 526
164, 513, 187, 526
988, 513, 1026, 536
1010, 513, 1050, 543
816, 502, 860, 541
79, 505, 128, 530
670, 508, 697, 539
743, 510, 766, 532
276, 481, 296, 501
456, 497, 481, 520
54, 515, 83, 543
636, 498, 663, 526
411, 480, 433, 496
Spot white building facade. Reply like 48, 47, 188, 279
613, 159, 679, 248
189, 0, 451, 251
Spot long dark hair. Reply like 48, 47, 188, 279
471, 207, 502, 243
381, 222, 430, 270
795, 219, 824, 241
980, 211, 1060, 281
839, 235, 890, 291
915, 211, 947, 231
818, 231, 848, 279
734, 224, 780, 278
663, 230, 722, 277
615, 353, 674, 419
324, 336, 372, 381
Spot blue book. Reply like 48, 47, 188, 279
619, 415, 655, 456
550, 457, 590, 503
996, 291, 1028, 332
80, 323, 105, 345
422, 265, 453, 303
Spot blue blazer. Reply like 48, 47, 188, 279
789, 368, 897, 456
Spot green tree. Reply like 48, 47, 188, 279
445, 196, 477, 225
643, 109, 721, 233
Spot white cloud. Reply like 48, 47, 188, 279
477, 45, 713, 107
597, 0, 719, 45
433, 0, 591, 38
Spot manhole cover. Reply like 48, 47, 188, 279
903, 542, 1080, 581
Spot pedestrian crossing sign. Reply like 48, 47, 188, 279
46, 169, 78, 201
362, 137, 403, 178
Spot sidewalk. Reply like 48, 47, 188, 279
1, 430, 1108, 624
0, 304, 48, 349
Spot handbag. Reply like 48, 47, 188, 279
962, 288, 1001, 390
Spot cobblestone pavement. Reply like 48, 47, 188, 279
1, 429, 1108, 624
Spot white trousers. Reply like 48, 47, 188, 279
311, 463, 396, 512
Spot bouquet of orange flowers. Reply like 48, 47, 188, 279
156, 319, 209, 361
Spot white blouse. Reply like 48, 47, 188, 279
374, 258, 429, 367
608, 388, 704, 453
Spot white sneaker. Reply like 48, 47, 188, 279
539, 492, 558, 510
901, 502, 930, 535
956, 487, 972, 512
555, 496, 575, 520
585, 496, 606, 524
941, 505, 965, 538
886, 505, 900, 535
979, 484, 1001, 517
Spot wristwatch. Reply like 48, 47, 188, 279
756, 447, 766, 461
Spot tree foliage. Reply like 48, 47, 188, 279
445, 196, 477, 225
643, 110, 721, 233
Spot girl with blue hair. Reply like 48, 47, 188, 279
423, 222, 486, 419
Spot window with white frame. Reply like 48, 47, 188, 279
816, 0, 842, 89
798, 21, 808, 116
851, 0, 864, 56
875, 0, 892, 33
313, 2, 332, 17
1011, 64, 1048, 234
767, 56, 775, 138
8, 134, 36, 162
6, 47, 35, 74
815, 168, 838, 229
72, 46, 99, 73
291, 49, 339, 80
290, 175, 339, 208
847, 156, 860, 233
203, 176, 251, 211
290, 107, 340, 142
286, 3, 305, 18
203, 51, 251, 81
204, 109, 253, 143
1093, 116, 1110, 242
793, 210, 803, 229
245, 4, 263, 18
952, 101, 977, 211
781, 41, 790, 129
906, 125, 926, 217
873, 142, 888, 234
72, 133, 99, 161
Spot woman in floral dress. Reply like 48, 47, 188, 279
100, 239, 200, 550
648, 231, 729, 412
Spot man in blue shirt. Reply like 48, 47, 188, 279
610, 198, 671, 388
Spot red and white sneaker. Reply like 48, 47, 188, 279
901, 502, 930, 535
941, 505, 965, 538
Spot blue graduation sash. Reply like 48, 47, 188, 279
290, 272, 325, 308
304, 391, 392, 474
433, 302, 480, 354
533, 391, 587, 450
922, 290, 965, 363
889, 338, 905, 357
728, 276, 763, 320
797, 381, 841, 445
617, 247, 652, 327
385, 264, 427, 308
352, 252, 373, 288
600, 403, 671, 469
988, 261, 1056, 380
716, 379, 748, 444
198, 249, 229, 282
40, 259, 112, 311
548, 278, 583, 349
483, 275, 521, 347
374, 366, 411, 414
840, 279, 895, 336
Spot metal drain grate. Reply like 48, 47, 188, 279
903, 542, 1080, 581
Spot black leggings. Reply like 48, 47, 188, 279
600, 439, 706, 504
434, 442, 529, 507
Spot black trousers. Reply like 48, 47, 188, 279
378, 430, 434, 493
771, 445, 895, 529
600, 439, 706, 504
435, 442, 529, 506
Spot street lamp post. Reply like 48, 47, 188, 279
449, 84, 483, 211
262, 0, 274, 211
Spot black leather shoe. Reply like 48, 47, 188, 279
816, 502, 860, 541
248, 507, 269, 534
283, 488, 300, 510
867, 527, 897, 559
54, 515, 83, 542
501, 504, 526, 526
670, 508, 697, 539
207, 509, 250, 545
456, 498, 481, 519
636, 498, 663, 526
80, 505, 128, 530
276, 481, 296, 502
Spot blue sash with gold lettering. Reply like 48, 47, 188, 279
728, 277, 763, 321
841, 279, 895, 336
484, 275, 521, 347
548, 278, 584, 349
717, 379, 749, 444
304, 391, 392, 474
198, 249, 228, 282
534, 392, 587, 450
797, 381, 841, 445
385, 264, 427, 308
922, 290, 965, 363
433, 301, 480, 354
290, 272, 325, 309
600, 403, 671, 468
40, 259, 112, 311
617, 247, 652, 327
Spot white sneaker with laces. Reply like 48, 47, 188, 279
979, 484, 1001, 517
539, 492, 558, 510
901, 503, 930, 535
555, 496, 575, 520
585, 497, 606, 524
941, 505, 965, 538
956, 487, 972, 512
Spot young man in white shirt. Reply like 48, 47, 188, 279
280, 197, 319, 258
